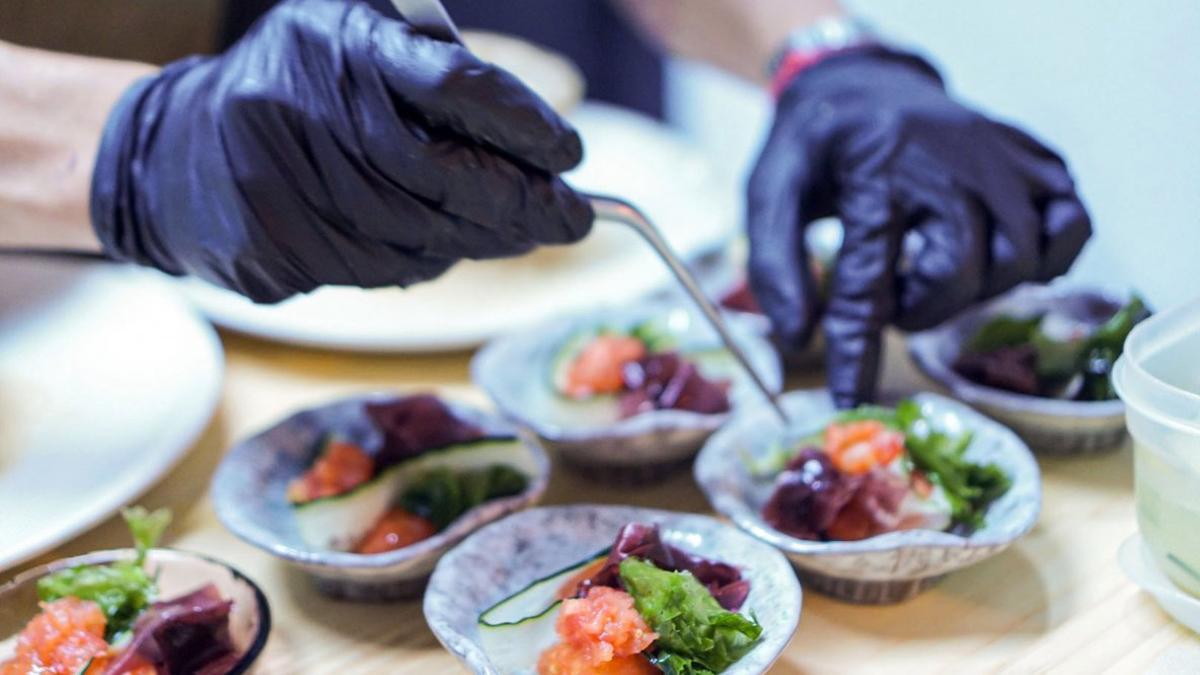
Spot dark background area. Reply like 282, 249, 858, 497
2, 0, 663, 117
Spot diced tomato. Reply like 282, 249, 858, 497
537, 586, 657, 674
537, 643, 659, 675
353, 508, 437, 554
287, 440, 375, 504
553, 587, 656, 662
824, 421, 905, 475
563, 336, 647, 398
0, 598, 111, 675
555, 558, 607, 600
910, 469, 934, 499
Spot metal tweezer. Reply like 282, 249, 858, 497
388, 0, 790, 424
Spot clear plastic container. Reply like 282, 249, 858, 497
1113, 296, 1200, 597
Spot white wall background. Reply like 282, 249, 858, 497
665, 0, 1200, 311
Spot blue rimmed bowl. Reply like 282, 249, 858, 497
0, 548, 271, 673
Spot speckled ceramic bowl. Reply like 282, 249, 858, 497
695, 390, 1041, 604
908, 282, 1132, 454
211, 393, 550, 601
424, 504, 801, 675
0, 548, 270, 673
472, 302, 782, 484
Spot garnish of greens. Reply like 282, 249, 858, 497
890, 401, 1009, 530
618, 558, 762, 675
398, 465, 528, 530
754, 401, 1009, 531
958, 295, 1148, 401
833, 402, 1009, 529
37, 506, 171, 642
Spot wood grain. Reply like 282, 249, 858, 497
13, 329, 1197, 674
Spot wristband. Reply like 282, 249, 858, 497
767, 16, 876, 97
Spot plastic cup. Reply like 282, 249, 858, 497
1113, 296, 1200, 597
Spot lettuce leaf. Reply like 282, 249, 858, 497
38, 507, 170, 641
399, 465, 527, 530
618, 558, 761, 674
964, 314, 1043, 353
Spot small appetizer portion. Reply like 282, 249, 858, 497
552, 322, 731, 418
1, 508, 243, 675
954, 295, 1149, 402
287, 395, 535, 554
757, 401, 1011, 541
478, 523, 761, 675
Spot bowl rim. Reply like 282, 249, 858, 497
0, 547, 271, 675
907, 281, 1129, 420
210, 392, 552, 570
1113, 293, 1200, 434
423, 503, 802, 675
470, 300, 783, 442
694, 389, 1042, 557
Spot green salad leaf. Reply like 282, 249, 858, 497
399, 465, 527, 530
1030, 328, 1086, 379
618, 558, 761, 674
965, 314, 1043, 353
630, 319, 677, 353
1078, 295, 1149, 400
893, 400, 1009, 529
123, 506, 172, 565
38, 507, 171, 641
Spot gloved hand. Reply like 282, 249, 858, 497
748, 46, 1091, 407
91, 0, 591, 303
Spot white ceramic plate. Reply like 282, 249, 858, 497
0, 258, 223, 570
181, 102, 738, 352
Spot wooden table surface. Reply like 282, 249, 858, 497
16, 329, 1199, 674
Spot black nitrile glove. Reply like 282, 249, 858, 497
91, 0, 591, 303
748, 47, 1091, 407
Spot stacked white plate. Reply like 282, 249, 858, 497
182, 102, 739, 352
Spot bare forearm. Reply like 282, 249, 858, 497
0, 41, 156, 251
614, 0, 846, 83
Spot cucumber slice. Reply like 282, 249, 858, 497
686, 347, 737, 377
293, 437, 535, 551
476, 549, 607, 674
479, 549, 607, 626
478, 608, 559, 675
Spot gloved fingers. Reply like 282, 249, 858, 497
973, 161, 1043, 298
369, 16, 584, 173
746, 116, 826, 353
1037, 194, 1091, 280
987, 122, 1093, 282
823, 178, 902, 408
332, 159, 545, 259
360, 133, 593, 246
891, 182, 987, 332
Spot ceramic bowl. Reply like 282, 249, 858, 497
424, 504, 801, 675
211, 393, 550, 601
472, 302, 782, 484
908, 282, 1132, 454
0, 548, 270, 673
695, 390, 1041, 604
